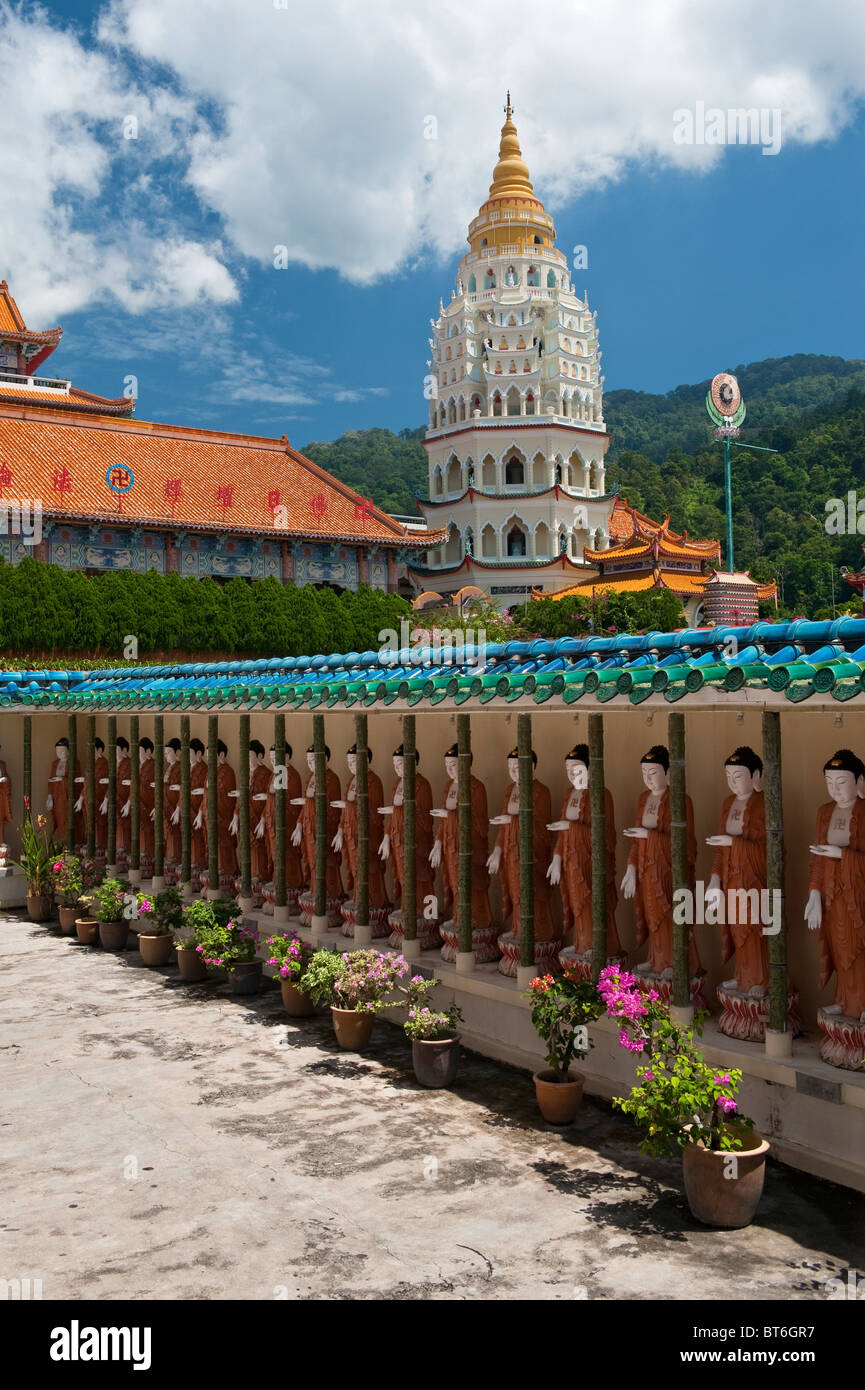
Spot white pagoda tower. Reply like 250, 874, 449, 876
410, 95, 612, 608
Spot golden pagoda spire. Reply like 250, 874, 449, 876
489, 92, 534, 199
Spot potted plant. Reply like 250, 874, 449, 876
51, 852, 86, 933
401, 974, 463, 1088
87, 878, 134, 951
192, 910, 261, 994
304, 948, 408, 1051
266, 933, 315, 1016
598, 964, 770, 1228
14, 803, 60, 922
523, 965, 603, 1124
176, 900, 214, 981
137, 886, 182, 967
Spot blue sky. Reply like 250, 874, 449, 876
3, 0, 864, 447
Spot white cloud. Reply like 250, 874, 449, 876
3, 0, 865, 318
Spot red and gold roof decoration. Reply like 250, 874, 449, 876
0, 281, 62, 373
595, 496, 721, 563
0, 404, 447, 548
0, 380, 134, 416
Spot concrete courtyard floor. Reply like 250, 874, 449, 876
2, 913, 863, 1303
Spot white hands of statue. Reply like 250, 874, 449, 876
804, 888, 823, 930
704, 873, 723, 915
332, 827, 343, 854
429, 839, 442, 868
547, 852, 562, 886
229, 813, 239, 837
149, 808, 155, 822
170, 806, 180, 825
74, 796, 84, 813
621, 863, 637, 900
291, 823, 302, 848
486, 843, 502, 875
46, 794, 53, 811
99, 797, 108, 815
378, 834, 390, 862
120, 801, 130, 818
194, 809, 203, 830
809, 843, 843, 860
254, 820, 265, 839
622, 826, 648, 840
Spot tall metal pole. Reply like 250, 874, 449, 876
355, 714, 369, 931
588, 713, 607, 982
724, 435, 734, 573
457, 713, 472, 955
313, 713, 327, 920
669, 712, 689, 1011
517, 712, 534, 969
402, 714, 417, 942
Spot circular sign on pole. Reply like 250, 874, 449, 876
710, 372, 742, 417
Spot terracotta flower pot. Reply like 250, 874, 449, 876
75, 917, 99, 945
58, 905, 80, 934
176, 947, 207, 982
533, 1068, 584, 1125
138, 932, 174, 967
98, 919, 130, 952
281, 979, 314, 1017
682, 1128, 771, 1229
412, 1035, 460, 1088
26, 893, 54, 923
228, 960, 263, 995
331, 1006, 375, 1052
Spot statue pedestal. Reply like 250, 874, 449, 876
634, 966, 708, 1013
140, 853, 154, 880
116, 849, 129, 875
339, 899, 390, 939
387, 908, 441, 952
261, 883, 275, 916
497, 931, 562, 979
817, 1007, 865, 1070
717, 984, 802, 1042
190, 864, 202, 892
164, 858, 179, 887
299, 890, 342, 929
558, 945, 627, 981
439, 920, 500, 965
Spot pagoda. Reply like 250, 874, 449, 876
409, 97, 613, 609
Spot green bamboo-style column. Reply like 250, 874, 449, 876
355, 714, 369, 930
207, 717, 218, 895
66, 714, 78, 851
86, 717, 96, 858
107, 715, 117, 867
23, 716, 31, 817
273, 717, 287, 911
129, 716, 140, 873
668, 712, 689, 1010
153, 716, 164, 881
238, 714, 251, 900
402, 714, 417, 941
313, 714, 327, 920
180, 716, 191, 887
588, 713, 607, 982
517, 712, 535, 968
273, 714, 286, 912
457, 712, 472, 955
763, 711, 788, 1036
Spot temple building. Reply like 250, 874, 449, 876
547, 497, 776, 623
409, 97, 613, 608
0, 280, 445, 593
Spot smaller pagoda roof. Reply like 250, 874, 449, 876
0, 281, 62, 373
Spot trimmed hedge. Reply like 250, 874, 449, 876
0, 557, 412, 658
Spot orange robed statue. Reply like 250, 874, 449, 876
547, 743, 620, 958
332, 743, 390, 934
139, 737, 156, 866
706, 746, 769, 994
430, 742, 493, 931
94, 738, 110, 853
189, 738, 208, 872
806, 749, 865, 1025
379, 743, 435, 905
163, 738, 183, 867
0, 744, 12, 844
261, 742, 304, 902
246, 739, 273, 886
622, 744, 701, 980
487, 745, 553, 940
47, 737, 84, 844
216, 739, 238, 879
116, 736, 132, 860
291, 743, 343, 911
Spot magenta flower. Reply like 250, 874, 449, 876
716, 1097, 737, 1115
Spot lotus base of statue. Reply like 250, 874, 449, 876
497, 931, 562, 978
439, 920, 500, 964
388, 908, 442, 951
140, 852, 154, 880
299, 890, 342, 929
817, 1006, 865, 1070
558, 945, 628, 981
716, 983, 802, 1042
634, 964, 709, 1013
164, 858, 180, 886
189, 864, 203, 892
340, 900, 390, 938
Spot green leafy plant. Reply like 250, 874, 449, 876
49, 851, 103, 905
192, 913, 259, 972
597, 965, 755, 1156
523, 964, 604, 1080
86, 878, 128, 923
149, 886, 184, 937
304, 948, 408, 1014
266, 933, 313, 985
14, 803, 61, 894
400, 974, 463, 1040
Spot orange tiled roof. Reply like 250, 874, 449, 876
549, 568, 712, 601
0, 281, 62, 345
0, 381, 134, 416
603, 496, 720, 558
0, 403, 447, 548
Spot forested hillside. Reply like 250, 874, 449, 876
303, 355, 865, 616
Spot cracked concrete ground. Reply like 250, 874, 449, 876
2, 913, 863, 1302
